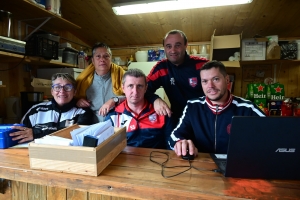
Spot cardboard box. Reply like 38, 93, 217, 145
267, 83, 285, 100
241, 39, 266, 61
31, 78, 52, 97
254, 99, 267, 108
210, 30, 241, 67
247, 83, 266, 99
279, 41, 298, 60
29, 125, 127, 176
266, 45, 281, 60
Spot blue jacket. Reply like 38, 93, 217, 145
146, 54, 208, 121
106, 100, 175, 149
169, 93, 266, 153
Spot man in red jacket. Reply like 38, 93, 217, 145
146, 29, 208, 123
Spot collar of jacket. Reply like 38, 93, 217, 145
205, 91, 233, 114
115, 99, 154, 119
51, 98, 77, 112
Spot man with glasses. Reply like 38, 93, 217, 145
76, 42, 125, 123
10, 73, 93, 143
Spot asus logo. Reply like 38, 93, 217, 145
275, 148, 296, 153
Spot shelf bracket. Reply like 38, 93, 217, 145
18, 16, 54, 41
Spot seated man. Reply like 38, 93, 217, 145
106, 68, 175, 149
169, 60, 265, 156
10, 73, 93, 143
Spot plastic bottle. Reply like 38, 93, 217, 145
249, 84, 254, 99
78, 47, 85, 69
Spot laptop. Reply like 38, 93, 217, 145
210, 116, 300, 180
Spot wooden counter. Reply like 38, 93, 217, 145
0, 146, 299, 200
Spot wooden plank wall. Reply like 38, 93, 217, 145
240, 62, 300, 98
0, 181, 133, 200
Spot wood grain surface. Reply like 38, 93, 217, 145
0, 147, 299, 199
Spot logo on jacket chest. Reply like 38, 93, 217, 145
189, 77, 198, 87
149, 113, 158, 123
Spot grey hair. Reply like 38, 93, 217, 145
51, 73, 77, 89
92, 42, 112, 57
122, 68, 147, 85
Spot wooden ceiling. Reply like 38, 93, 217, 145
60, 0, 300, 48
1, 0, 300, 48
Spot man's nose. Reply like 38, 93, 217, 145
207, 80, 215, 87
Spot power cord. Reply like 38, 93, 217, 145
149, 151, 212, 178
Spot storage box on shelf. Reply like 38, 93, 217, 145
25, 33, 60, 60
37, 68, 84, 80
241, 38, 266, 61
241, 37, 281, 61
210, 30, 241, 67
279, 41, 298, 60
28, 125, 126, 176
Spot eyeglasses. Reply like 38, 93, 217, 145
52, 84, 74, 92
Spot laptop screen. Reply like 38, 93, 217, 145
212, 116, 300, 180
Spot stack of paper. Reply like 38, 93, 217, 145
34, 135, 72, 146
70, 121, 115, 146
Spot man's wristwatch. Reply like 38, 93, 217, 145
112, 97, 119, 104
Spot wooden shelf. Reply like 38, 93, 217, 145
240, 59, 300, 65
0, 51, 77, 67
0, 0, 81, 31
0, 85, 6, 88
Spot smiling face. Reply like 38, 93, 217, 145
122, 75, 147, 106
51, 77, 76, 107
200, 67, 229, 105
92, 47, 112, 75
163, 32, 187, 66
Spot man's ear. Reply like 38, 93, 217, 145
225, 75, 230, 84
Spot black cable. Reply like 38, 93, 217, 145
150, 151, 211, 178
0, 55, 26, 71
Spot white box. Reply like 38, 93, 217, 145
46, 0, 56, 13
37, 68, 84, 80
241, 39, 266, 61
31, 78, 52, 97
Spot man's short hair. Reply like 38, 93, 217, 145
163, 29, 188, 46
200, 60, 227, 77
122, 68, 147, 85
92, 42, 112, 57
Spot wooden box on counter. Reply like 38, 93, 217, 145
28, 125, 126, 176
